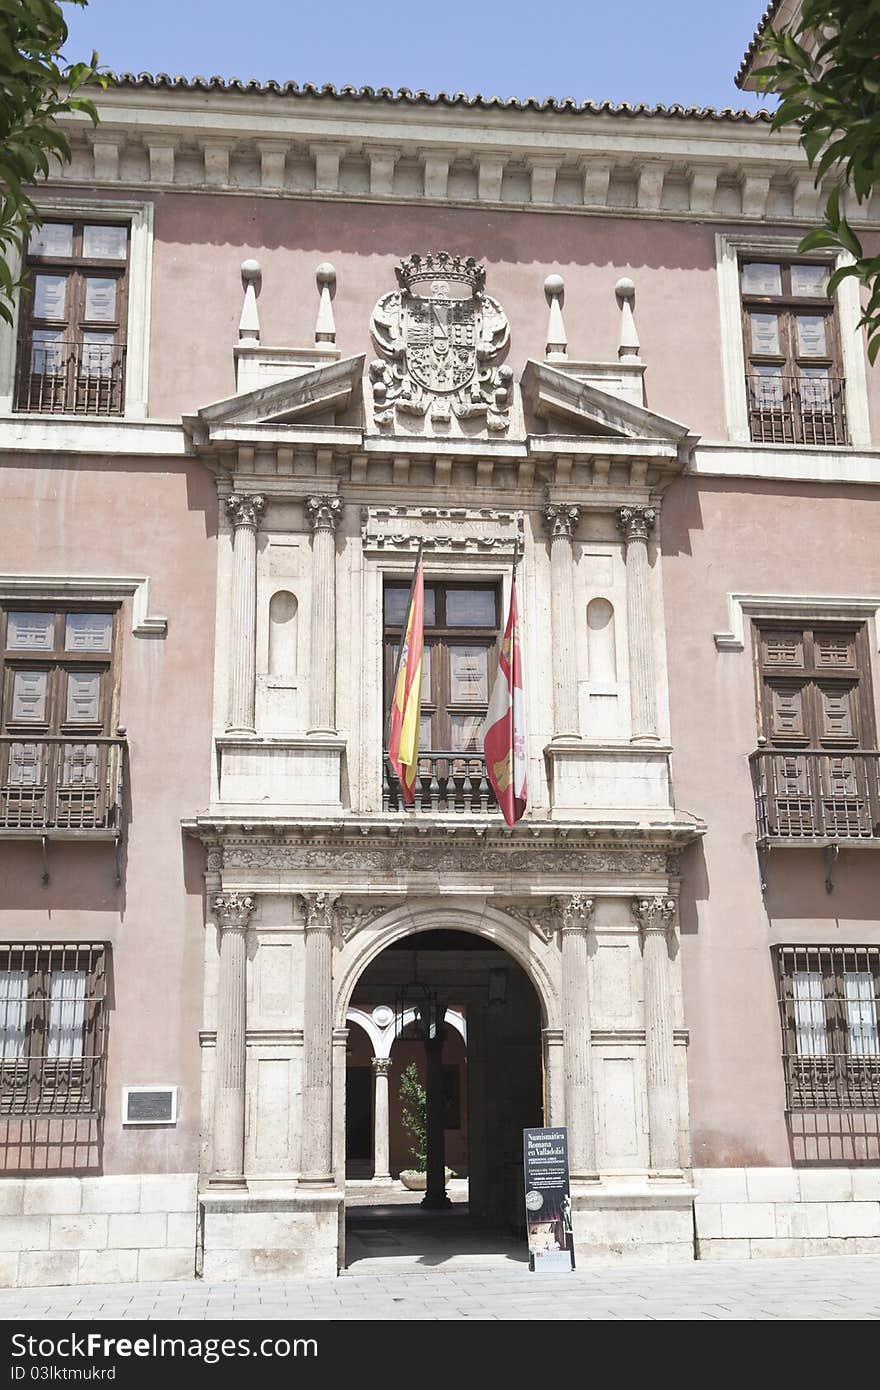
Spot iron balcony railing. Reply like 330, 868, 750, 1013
0, 735, 125, 833
745, 373, 848, 446
750, 749, 880, 842
14, 338, 126, 415
383, 751, 498, 814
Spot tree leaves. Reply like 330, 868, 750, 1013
755, 1, 880, 365
0, 1, 104, 322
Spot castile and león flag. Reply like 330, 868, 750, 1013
481, 569, 528, 827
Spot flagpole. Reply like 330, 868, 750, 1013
384, 537, 425, 753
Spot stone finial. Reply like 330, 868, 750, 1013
213, 893, 255, 931
544, 273, 568, 360
315, 262, 337, 345
226, 493, 266, 530
615, 277, 640, 362
239, 259, 261, 343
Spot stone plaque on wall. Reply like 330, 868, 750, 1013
361, 505, 523, 556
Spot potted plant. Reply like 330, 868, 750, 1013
398, 1062, 427, 1189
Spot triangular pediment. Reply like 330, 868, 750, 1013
194, 355, 365, 431
521, 359, 697, 455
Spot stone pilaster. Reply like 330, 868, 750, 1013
306, 495, 343, 736
371, 1057, 393, 1183
552, 894, 598, 1179
225, 493, 265, 734
299, 892, 338, 1185
542, 503, 581, 742
632, 896, 680, 1174
616, 506, 659, 743
210, 892, 255, 1187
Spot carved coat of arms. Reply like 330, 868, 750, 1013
369, 253, 513, 431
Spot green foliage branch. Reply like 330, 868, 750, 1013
0, 0, 104, 324
754, 1, 880, 363
398, 1061, 427, 1171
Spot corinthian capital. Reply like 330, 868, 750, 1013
543, 502, 580, 540
226, 493, 266, 530
300, 891, 340, 932
552, 893, 595, 934
372, 1056, 393, 1078
306, 495, 344, 532
631, 895, 676, 942
213, 892, 256, 930
616, 506, 655, 544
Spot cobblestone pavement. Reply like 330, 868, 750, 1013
0, 1257, 877, 1320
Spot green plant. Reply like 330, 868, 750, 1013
753, 2, 880, 363
0, 0, 105, 323
398, 1061, 427, 1171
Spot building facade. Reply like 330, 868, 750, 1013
1, 24, 879, 1285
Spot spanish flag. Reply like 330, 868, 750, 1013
387, 552, 425, 805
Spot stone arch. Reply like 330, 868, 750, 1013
345, 1005, 468, 1059
335, 900, 560, 1033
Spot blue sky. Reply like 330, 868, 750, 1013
63, 0, 772, 112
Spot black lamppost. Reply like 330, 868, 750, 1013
395, 966, 450, 1210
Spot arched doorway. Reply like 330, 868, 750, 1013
342, 928, 545, 1269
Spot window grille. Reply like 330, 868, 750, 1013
0, 944, 107, 1115
774, 945, 880, 1109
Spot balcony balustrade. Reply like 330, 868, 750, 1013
750, 749, 880, 843
383, 751, 498, 815
14, 338, 126, 415
0, 735, 126, 835
745, 373, 848, 446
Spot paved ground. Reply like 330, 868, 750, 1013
0, 1257, 878, 1321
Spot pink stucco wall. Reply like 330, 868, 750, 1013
662, 477, 880, 1166
0, 456, 217, 1173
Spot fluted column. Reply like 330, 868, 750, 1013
616, 506, 659, 743
306, 495, 343, 736
553, 894, 598, 1180
371, 1057, 393, 1183
543, 503, 581, 742
210, 892, 255, 1186
299, 892, 337, 1185
225, 493, 265, 734
633, 896, 680, 1174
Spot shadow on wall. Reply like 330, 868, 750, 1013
788, 1110, 880, 1166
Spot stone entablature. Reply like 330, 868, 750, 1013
51, 82, 880, 228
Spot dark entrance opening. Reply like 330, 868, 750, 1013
343, 928, 544, 1270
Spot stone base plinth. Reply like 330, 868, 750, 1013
199, 1188, 342, 1281
693, 1166, 880, 1260
544, 744, 673, 818
216, 735, 344, 813
571, 1180, 695, 1264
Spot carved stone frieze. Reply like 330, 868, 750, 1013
213, 892, 256, 930
361, 505, 524, 555
336, 902, 394, 942
369, 253, 513, 432
306, 495, 344, 532
542, 503, 580, 540
225, 493, 266, 530
223, 842, 670, 876
616, 506, 656, 544
631, 895, 677, 942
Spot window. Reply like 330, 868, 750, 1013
740, 258, 847, 445
775, 946, 880, 1109
0, 605, 123, 831
383, 580, 499, 753
0, 944, 107, 1114
751, 620, 880, 840
14, 220, 129, 415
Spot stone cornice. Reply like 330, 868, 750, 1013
49, 84, 879, 228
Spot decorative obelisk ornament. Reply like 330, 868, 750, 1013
369, 252, 513, 431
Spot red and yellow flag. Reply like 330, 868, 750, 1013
387, 555, 424, 805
